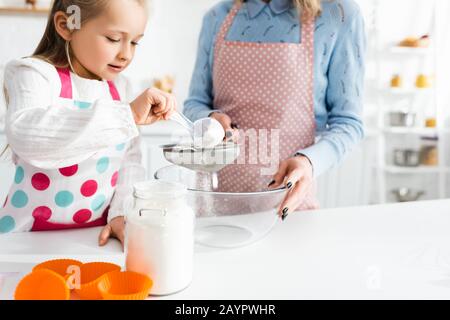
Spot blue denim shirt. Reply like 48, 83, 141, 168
184, 0, 367, 177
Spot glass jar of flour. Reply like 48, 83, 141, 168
125, 180, 195, 296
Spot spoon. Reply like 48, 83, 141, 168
170, 112, 225, 149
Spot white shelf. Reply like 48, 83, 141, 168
0, 7, 49, 15
385, 87, 433, 95
380, 165, 446, 174
382, 127, 448, 135
388, 46, 432, 55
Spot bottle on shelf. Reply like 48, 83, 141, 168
398, 34, 431, 48
416, 74, 432, 89
390, 74, 403, 88
419, 135, 439, 166
425, 117, 437, 128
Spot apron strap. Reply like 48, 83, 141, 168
56, 67, 73, 99
217, 3, 315, 47
301, 16, 315, 48
216, 3, 242, 45
107, 80, 121, 101
55, 67, 121, 101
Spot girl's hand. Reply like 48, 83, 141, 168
130, 87, 177, 125
268, 155, 314, 220
98, 216, 125, 250
210, 112, 240, 143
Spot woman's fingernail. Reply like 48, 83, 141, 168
268, 180, 276, 187
286, 182, 293, 189
281, 208, 289, 221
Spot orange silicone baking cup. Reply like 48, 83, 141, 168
15, 269, 70, 300
98, 271, 153, 300
74, 262, 121, 300
33, 259, 83, 280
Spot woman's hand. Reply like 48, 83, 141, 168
98, 216, 125, 250
130, 87, 177, 125
210, 112, 240, 143
268, 155, 314, 220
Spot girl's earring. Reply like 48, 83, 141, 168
65, 40, 75, 73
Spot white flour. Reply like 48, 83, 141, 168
125, 182, 195, 296
193, 118, 225, 149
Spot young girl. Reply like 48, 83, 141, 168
184, 0, 366, 219
0, 0, 176, 247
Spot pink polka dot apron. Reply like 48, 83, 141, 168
214, 3, 319, 210
0, 67, 127, 233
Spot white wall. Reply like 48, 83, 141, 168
1, 0, 447, 114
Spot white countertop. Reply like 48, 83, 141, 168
2, 199, 450, 300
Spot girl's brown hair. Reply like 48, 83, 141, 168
33, 0, 146, 67
236, 0, 322, 19
34, 0, 110, 67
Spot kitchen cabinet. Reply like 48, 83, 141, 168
139, 122, 189, 180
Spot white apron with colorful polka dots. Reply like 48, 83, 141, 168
213, 3, 319, 210
0, 67, 127, 233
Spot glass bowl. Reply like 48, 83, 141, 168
154, 165, 286, 248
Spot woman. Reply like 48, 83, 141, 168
184, 0, 366, 220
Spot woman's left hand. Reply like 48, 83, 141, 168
268, 155, 314, 220
98, 216, 125, 250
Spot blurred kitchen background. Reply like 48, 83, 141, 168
0, 0, 449, 209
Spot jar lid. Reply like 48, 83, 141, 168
133, 181, 187, 200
